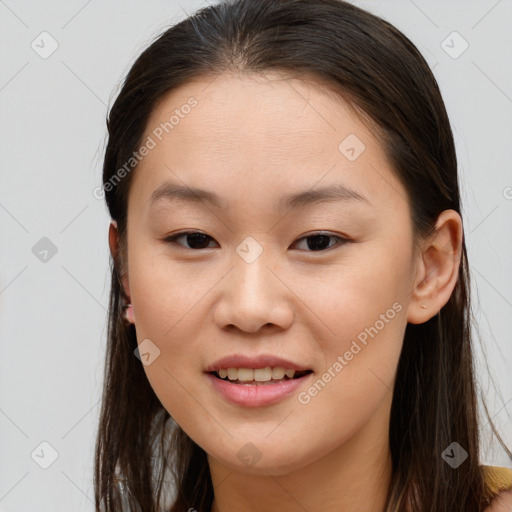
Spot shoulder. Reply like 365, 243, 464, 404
483, 490, 512, 511
482, 465, 512, 493
482, 465, 512, 511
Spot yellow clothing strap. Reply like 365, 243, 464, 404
482, 465, 512, 494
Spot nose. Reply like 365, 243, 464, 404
213, 251, 294, 333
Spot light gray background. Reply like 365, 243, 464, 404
0, 0, 511, 510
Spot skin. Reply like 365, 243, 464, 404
486, 491, 512, 512
109, 71, 466, 512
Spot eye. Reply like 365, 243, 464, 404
163, 231, 217, 250
291, 232, 349, 252
163, 230, 349, 252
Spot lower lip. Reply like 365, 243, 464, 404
205, 372, 313, 407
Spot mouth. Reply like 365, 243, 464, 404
208, 367, 314, 385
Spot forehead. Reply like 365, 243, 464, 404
144, 71, 368, 158
128, 71, 409, 216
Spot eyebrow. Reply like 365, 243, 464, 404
149, 182, 370, 210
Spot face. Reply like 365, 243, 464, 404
119, 71, 421, 476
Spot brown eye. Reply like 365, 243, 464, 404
163, 231, 349, 252
291, 232, 349, 252
164, 231, 217, 250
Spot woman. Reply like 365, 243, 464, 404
95, 0, 512, 510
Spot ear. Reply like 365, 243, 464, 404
108, 220, 130, 300
407, 209, 463, 324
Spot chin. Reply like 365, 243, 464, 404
221, 444, 316, 477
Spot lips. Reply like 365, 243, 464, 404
204, 354, 314, 405
204, 353, 312, 373
205, 369, 314, 406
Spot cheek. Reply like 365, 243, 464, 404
127, 249, 219, 402
127, 257, 208, 427
128, 231, 412, 379
298, 241, 411, 407
123, 236, 410, 473
306, 292, 407, 403
298, 240, 412, 342
128, 246, 214, 338
293, 298, 407, 457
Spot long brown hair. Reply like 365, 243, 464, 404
94, 0, 511, 510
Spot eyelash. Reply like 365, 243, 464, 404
163, 231, 350, 252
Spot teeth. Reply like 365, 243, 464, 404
238, 368, 254, 382
254, 368, 272, 382
272, 367, 285, 379
216, 366, 297, 382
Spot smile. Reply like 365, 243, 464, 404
211, 366, 312, 384
205, 368, 314, 406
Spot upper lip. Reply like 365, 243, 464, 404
204, 354, 312, 373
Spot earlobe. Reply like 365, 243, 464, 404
123, 303, 135, 324
407, 209, 463, 325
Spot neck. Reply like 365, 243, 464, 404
208, 397, 393, 512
